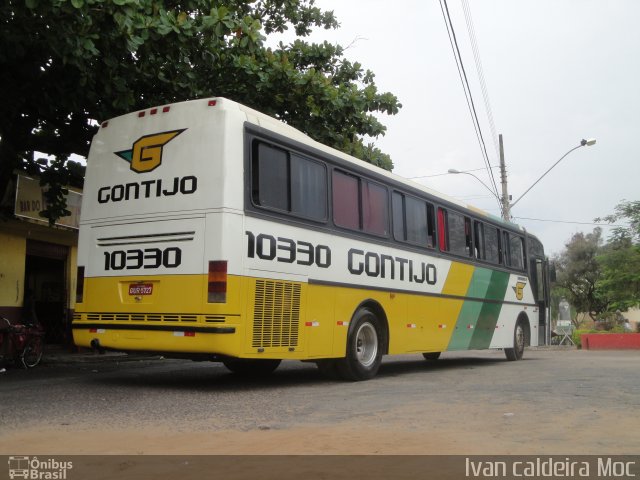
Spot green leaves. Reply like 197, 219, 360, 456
1, 0, 401, 224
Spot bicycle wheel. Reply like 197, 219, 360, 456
20, 336, 43, 368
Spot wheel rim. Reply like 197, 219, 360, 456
515, 324, 525, 352
22, 339, 43, 367
355, 321, 378, 367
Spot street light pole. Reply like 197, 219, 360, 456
509, 138, 596, 209
447, 168, 503, 215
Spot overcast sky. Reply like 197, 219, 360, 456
274, 0, 639, 255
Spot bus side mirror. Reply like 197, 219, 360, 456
549, 264, 557, 283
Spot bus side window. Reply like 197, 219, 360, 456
484, 224, 501, 264
502, 231, 525, 269
333, 170, 389, 237
362, 181, 389, 236
290, 154, 327, 221
447, 210, 472, 257
393, 192, 435, 248
254, 142, 289, 211
474, 221, 485, 260
438, 208, 448, 251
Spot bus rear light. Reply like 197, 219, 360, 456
76, 266, 85, 303
208, 261, 227, 303
101, 121, 109, 128
208, 100, 217, 107
138, 111, 145, 117
162, 106, 170, 112
150, 108, 158, 115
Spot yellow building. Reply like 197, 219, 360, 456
0, 174, 81, 345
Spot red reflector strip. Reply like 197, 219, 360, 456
89, 328, 97, 333
337, 321, 349, 326
162, 106, 170, 113
138, 111, 145, 117
305, 321, 320, 327
173, 331, 195, 337
208, 100, 217, 106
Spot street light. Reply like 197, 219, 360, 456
447, 168, 504, 216
509, 138, 597, 211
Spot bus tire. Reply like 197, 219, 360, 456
336, 308, 383, 381
422, 352, 441, 361
504, 320, 526, 361
222, 358, 281, 376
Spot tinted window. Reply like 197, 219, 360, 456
332, 171, 360, 230
255, 143, 288, 211
362, 181, 388, 236
252, 142, 327, 221
291, 154, 327, 220
392, 192, 405, 240
484, 224, 501, 264
474, 221, 485, 260
448, 211, 472, 256
509, 234, 525, 269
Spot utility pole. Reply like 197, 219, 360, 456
499, 134, 511, 221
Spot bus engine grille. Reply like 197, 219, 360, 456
252, 280, 300, 348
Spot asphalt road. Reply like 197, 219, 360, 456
1, 348, 639, 455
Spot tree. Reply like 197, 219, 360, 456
595, 200, 640, 311
0, 0, 401, 222
554, 228, 610, 327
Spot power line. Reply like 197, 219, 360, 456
438, 0, 500, 204
513, 216, 625, 227
461, 0, 500, 160
408, 165, 499, 179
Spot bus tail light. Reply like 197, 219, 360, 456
208, 261, 227, 303
76, 266, 85, 303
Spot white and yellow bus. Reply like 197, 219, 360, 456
72, 97, 551, 380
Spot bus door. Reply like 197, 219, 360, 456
529, 257, 550, 345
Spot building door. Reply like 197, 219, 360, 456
25, 240, 69, 344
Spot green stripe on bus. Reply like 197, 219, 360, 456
447, 267, 492, 350
468, 270, 510, 350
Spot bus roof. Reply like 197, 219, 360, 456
229, 98, 521, 232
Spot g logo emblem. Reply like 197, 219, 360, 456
513, 281, 526, 301
115, 129, 186, 173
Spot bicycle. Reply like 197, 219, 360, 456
0, 316, 45, 369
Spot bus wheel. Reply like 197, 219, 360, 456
422, 352, 441, 361
336, 308, 383, 381
222, 358, 281, 375
504, 320, 526, 361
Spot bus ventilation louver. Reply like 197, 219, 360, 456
252, 280, 301, 348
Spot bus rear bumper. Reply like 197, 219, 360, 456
72, 323, 241, 357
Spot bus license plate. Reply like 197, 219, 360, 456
129, 284, 153, 296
